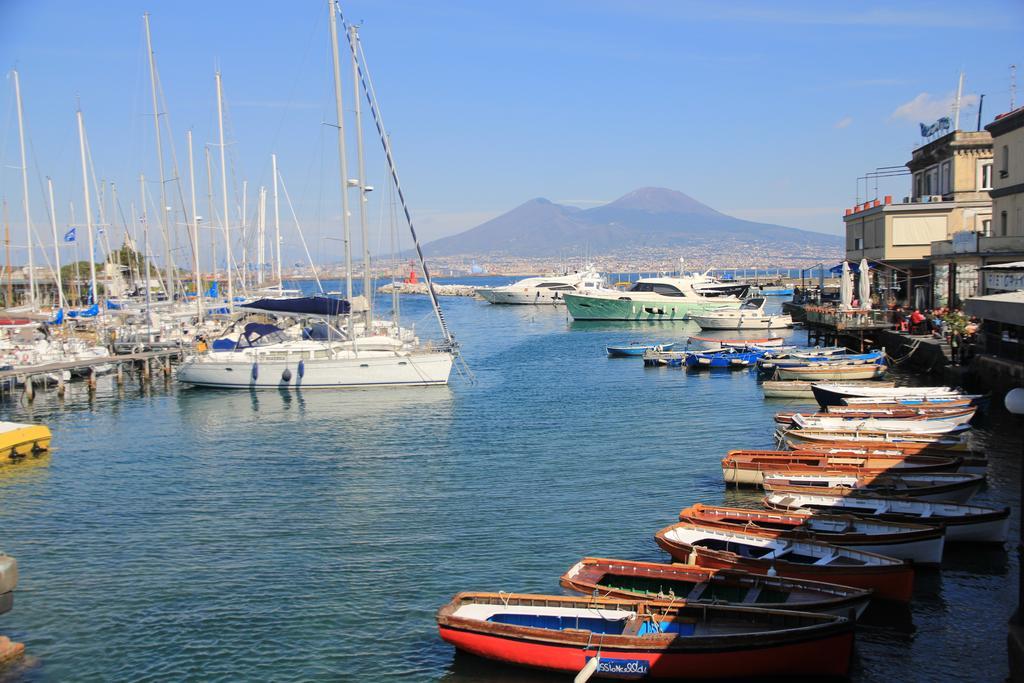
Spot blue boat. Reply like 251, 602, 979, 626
607, 342, 675, 357
684, 347, 765, 369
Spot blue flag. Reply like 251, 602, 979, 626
63, 227, 77, 243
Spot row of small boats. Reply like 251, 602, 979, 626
436, 368, 1002, 679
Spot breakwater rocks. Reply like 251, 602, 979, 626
377, 282, 481, 297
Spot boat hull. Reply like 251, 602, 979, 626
438, 623, 854, 679
778, 365, 887, 381
177, 351, 453, 389
477, 288, 565, 305
690, 314, 792, 330
0, 423, 52, 458
564, 294, 739, 321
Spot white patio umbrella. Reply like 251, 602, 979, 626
839, 261, 852, 309
858, 258, 872, 310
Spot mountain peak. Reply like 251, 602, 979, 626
605, 187, 720, 216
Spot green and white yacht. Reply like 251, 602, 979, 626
563, 274, 746, 321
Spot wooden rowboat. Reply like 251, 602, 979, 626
764, 489, 1009, 543
654, 521, 914, 602
560, 557, 872, 617
775, 406, 976, 425
762, 380, 894, 400
789, 414, 969, 434
780, 442, 988, 475
678, 503, 945, 565
689, 335, 786, 348
778, 427, 971, 451
436, 591, 855, 679
776, 363, 887, 381
761, 470, 984, 504
825, 404, 976, 420
721, 449, 961, 486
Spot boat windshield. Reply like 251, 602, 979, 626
235, 322, 290, 349
629, 282, 685, 296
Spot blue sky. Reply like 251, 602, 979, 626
1, 0, 1022, 268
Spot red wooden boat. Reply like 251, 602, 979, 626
721, 449, 961, 486
560, 556, 872, 617
655, 521, 914, 602
0, 318, 31, 327
787, 442, 988, 474
437, 591, 855, 679
678, 503, 945, 565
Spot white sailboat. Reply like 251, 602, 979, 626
178, 1, 457, 390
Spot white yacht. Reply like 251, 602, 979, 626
690, 297, 794, 330
476, 266, 605, 305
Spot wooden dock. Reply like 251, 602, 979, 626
0, 349, 185, 401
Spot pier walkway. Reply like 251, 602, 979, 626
0, 349, 185, 401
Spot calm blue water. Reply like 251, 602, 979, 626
0, 286, 1018, 681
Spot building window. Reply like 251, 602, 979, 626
980, 162, 993, 190
1001, 211, 1009, 236
982, 219, 992, 237
940, 161, 951, 195
854, 237, 863, 250
914, 173, 923, 199
1001, 145, 1010, 178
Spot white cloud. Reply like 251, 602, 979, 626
891, 91, 979, 123
834, 117, 854, 129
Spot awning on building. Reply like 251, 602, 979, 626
964, 291, 1024, 326
982, 261, 1024, 269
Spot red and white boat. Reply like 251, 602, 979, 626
560, 557, 873, 617
764, 490, 1009, 543
436, 591, 855, 679
678, 503, 945, 565
654, 521, 915, 602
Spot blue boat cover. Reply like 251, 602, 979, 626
241, 296, 350, 316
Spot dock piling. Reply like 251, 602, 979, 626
23, 378, 33, 403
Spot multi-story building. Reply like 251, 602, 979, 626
930, 107, 1024, 309
844, 130, 992, 308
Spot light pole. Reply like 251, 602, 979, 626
1007, 387, 1024, 626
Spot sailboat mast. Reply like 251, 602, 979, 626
272, 153, 282, 290
12, 70, 36, 308
349, 24, 372, 333
47, 178, 65, 309
327, 0, 354, 305
76, 109, 98, 305
257, 186, 266, 287
187, 129, 202, 322
215, 71, 234, 313
241, 180, 248, 292
205, 146, 216, 285
140, 174, 152, 334
2, 199, 10, 306
144, 13, 174, 303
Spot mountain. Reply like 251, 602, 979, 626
423, 187, 841, 257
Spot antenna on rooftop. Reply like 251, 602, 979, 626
1011, 65, 1017, 110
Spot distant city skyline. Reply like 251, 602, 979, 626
0, 0, 1022, 271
